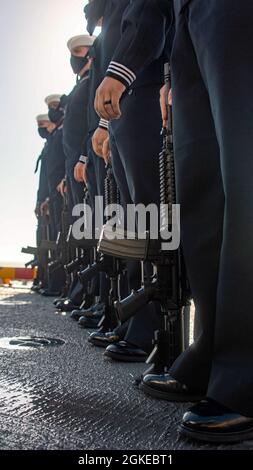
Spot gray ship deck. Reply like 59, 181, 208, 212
0, 287, 251, 451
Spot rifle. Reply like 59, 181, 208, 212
46, 191, 73, 296
98, 64, 191, 373
68, 186, 99, 308
35, 213, 52, 289
79, 163, 124, 331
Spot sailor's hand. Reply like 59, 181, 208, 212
160, 85, 172, 127
40, 200, 49, 216
92, 127, 109, 158
57, 179, 67, 197
47, 122, 56, 133
95, 77, 126, 120
102, 136, 111, 165
74, 162, 86, 183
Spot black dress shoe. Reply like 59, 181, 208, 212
140, 373, 204, 402
56, 299, 79, 312
31, 285, 41, 293
78, 310, 104, 327
81, 309, 104, 321
180, 399, 253, 443
53, 297, 66, 306
78, 316, 101, 329
86, 302, 105, 314
85, 308, 105, 319
56, 299, 68, 310
104, 341, 148, 363
133, 365, 159, 388
88, 331, 120, 348
71, 304, 105, 321
70, 309, 86, 321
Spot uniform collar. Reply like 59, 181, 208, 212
78, 70, 90, 84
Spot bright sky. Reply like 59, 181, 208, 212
0, 0, 89, 266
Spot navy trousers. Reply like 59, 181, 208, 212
110, 85, 164, 353
86, 134, 110, 304
170, 0, 253, 416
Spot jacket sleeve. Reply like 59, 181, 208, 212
79, 134, 89, 163
37, 156, 49, 204
105, 0, 174, 87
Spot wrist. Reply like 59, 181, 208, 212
79, 155, 88, 164
106, 61, 136, 88
98, 119, 109, 131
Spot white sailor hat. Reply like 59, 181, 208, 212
36, 114, 50, 123
45, 94, 62, 106
67, 34, 96, 52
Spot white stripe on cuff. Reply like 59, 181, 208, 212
79, 155, 88, 164
107, 61, 136, 86
107, 68, 132, 86
99, 119, 109, 129
110, 61, 136, 81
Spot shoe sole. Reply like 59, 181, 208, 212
76, 317, 103, 324
179, 424, 253, 443
88, 338, 109, 348
139, 382, 204, 402
104, 351, 148, 363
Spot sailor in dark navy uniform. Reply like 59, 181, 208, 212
85, 34, 107, 207
171, 0, 253, 444
37, 95, 67, 297
35, 114, 51, 221
34, 114, 52, 290
79, 29, 111, 321
96, 0, 253, 444
93, 0, 167, 362
63, 34, 95, 209
59, 33, 105, 314
77, 1, 129, 339
44, 94, 66, 240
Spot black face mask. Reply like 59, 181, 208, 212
48, 107, 64, 124
70, 52, 89, 75
38, 127, 50, 139
84, 0, 106, 35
